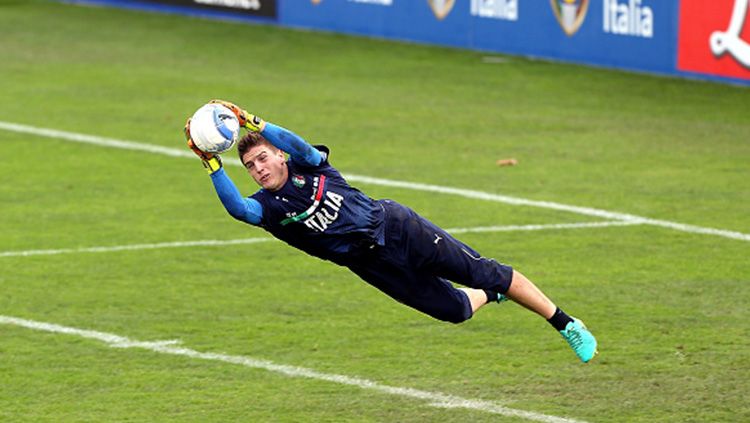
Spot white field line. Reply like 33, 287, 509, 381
345, 174, 750, 242
0, 315, 585, 423
2, 121, 748, 242
0, 221, 637, 258
0, 237, 274, 258
445, 220, 640, 234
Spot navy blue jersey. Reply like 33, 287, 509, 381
250, 146, 385, 265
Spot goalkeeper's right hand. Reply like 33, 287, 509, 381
185, 118, 223, 174
209, 99, 266, 132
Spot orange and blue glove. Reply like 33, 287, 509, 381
185, 117, 223, 174
209, 99, 266, 132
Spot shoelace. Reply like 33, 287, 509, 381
564, 328, 583, 349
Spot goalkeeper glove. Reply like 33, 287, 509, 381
209, 99, 266, 132
184, 118, 223, 174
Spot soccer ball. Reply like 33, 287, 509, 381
188, 103, 241, 154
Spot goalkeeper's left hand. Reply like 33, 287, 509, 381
209, 99, 266, 132
184, 118, 223, 174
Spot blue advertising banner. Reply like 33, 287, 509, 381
281, 1, 471, 48
281, 0, 682, 75
477, 0, 677, 73
279, 0, 750, 85
60, 0, 750, 86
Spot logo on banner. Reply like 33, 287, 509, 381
550, 0, 589, 36
427, 0, 455, 20
471, 0, 518, 21
157, 0, 275, 17
711, 0, 750, 68
603, 0, 654, 38
312, 0, 392, 4
194, 0, 261, 10
677, 0, 750, 79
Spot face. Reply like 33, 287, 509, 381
241, 143, 288, 191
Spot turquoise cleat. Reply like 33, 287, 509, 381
560, 318, 598, 363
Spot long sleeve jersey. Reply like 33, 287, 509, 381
207, 123, 385, 265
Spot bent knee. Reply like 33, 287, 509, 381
445, 313, 472, 324
435, 304, 473, 324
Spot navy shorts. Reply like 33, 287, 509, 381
347, 200, 513, 323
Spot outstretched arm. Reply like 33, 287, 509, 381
185, 117, 262, 225
210, 168, 262, 225
209, 99, 322, 167
261, 123, 322, 167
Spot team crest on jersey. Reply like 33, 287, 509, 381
292, 174, 305, 188
427, 0, 455, 20
550, 0, 589, 36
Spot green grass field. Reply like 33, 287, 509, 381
1, 1, 749, 421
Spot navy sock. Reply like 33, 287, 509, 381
547, 307, 574, 331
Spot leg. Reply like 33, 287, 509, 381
457, 288, 488, 313
504, 270, 557, 319
503, 270, 598, 363
364, 201, 498, 323
480, 270, 598, 363
389, 204, 513, 295
349, 263, 474, 324
392, 207, 561, 321
460, 270, 558, 315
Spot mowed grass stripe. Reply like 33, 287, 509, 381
0, 315, 586, 423
1, 120, 748, 242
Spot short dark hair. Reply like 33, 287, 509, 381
237, 132, 277, 162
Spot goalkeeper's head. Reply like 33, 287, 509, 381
238, 132, 288, 191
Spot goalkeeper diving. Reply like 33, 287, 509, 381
185, 100, 598, 363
